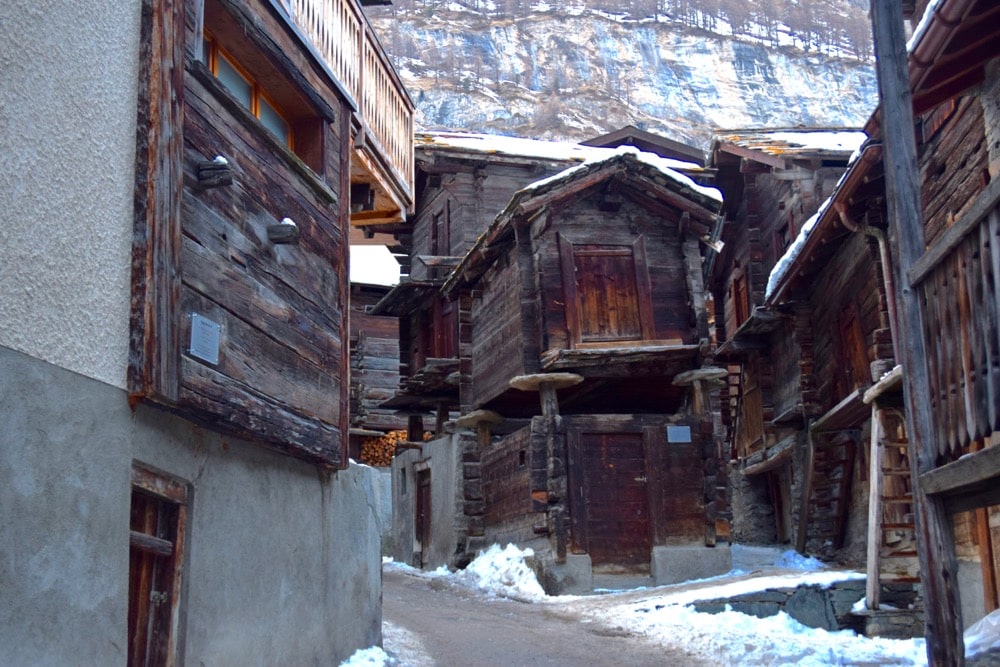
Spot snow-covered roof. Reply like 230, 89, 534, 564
443, 147, 722, 296
712, 128, 866, 159
416, 131, 708, 174
908, 0, 943, 52
764, 142, 879, 302
522, 145, 721, 204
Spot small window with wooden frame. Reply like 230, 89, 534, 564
128, 463, 188, 667
203, 33, 292, 148
559, 233, 655, 348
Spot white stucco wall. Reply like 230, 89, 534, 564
0, 0, 140, 389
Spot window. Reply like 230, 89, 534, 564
204, 34, 292, 147
128, 464, 188, 667
559, 234, 655, 347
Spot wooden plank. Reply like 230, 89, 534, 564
558, 233, 581, 347
130, 530, 174, 558
631, 235, 657, 341
987, 211, 1000, 432
795, 423, 815, 554
129, 0, 185, 404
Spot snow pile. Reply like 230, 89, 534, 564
339, 646, 395, 666
774, 549, 828, 570
596, 602, 927, 666
965, 608, 1000, 658
452, 543, 547, 602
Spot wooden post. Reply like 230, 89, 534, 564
454, 409, 504, 450
870, 0, 963, 661
509, 373, 584, 417
866, 405, 884, 610
407, 414, 424, 444
795, 422, 815, 554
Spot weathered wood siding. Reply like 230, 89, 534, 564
132, 0, 352, 466
920, 97, 988, 246
481, 424, 542, 545
809, 234, 883, 412
911, 180, 1000, 462
469, 259, 525, 408
350, 287, 403, 431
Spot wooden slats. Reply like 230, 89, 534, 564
912, 186, 1000, 460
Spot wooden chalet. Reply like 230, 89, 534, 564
441, 149, 728, 586
865, 0, 1000, 660
708, 129, 867, 547
131, 0, 413, 469
372, 133, 593, 431
763, 143, 924, 626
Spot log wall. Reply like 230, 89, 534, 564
469, 259, 525, 408
131, 0, 352, 466
809, 233, 883, 413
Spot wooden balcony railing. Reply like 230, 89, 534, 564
289, 0, 414, 205
909, 178, 1000, 462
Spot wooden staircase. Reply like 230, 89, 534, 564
866, 406, 920, 608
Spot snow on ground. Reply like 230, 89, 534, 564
354, 547, 933, 666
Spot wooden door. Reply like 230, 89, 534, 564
571, 431, 651, 569
128, 471, 186, 667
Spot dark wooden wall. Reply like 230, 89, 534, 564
919, 97, 988, 246
132, 0, 352, 466
469, 258, 526, 409
566, 415, 708, 550
481, 425, 542, 546
350, 286, 404, 431
808, 233, 884, 412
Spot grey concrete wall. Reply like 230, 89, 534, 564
0, 346, 381, 665
391, 434, 463, 569
0, 0, 139, 389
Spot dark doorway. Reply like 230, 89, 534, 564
415, 467, 432, 567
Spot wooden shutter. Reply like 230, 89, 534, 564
559, 234, 655, 347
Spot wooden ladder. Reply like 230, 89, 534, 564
865, 406, 919, 608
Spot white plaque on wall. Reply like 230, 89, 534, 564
189, 313, 221, 365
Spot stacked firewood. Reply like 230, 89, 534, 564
359, 430, 408, 467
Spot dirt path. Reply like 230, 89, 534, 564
381, 566, 712, 666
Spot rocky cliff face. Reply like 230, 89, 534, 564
367, 2, 878, 147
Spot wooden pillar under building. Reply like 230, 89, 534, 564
455, 409, 504, 449
508, 372, 584, 417
407, 414, 424, 444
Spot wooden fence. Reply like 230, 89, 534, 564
290, 0, 414, 192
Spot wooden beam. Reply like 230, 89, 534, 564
871, 0, 964, 661
129, 0, 185, 404
717, 141, 788, 170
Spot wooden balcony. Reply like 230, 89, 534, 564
909, 177, 1000, 462
289, 0, 414, 225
